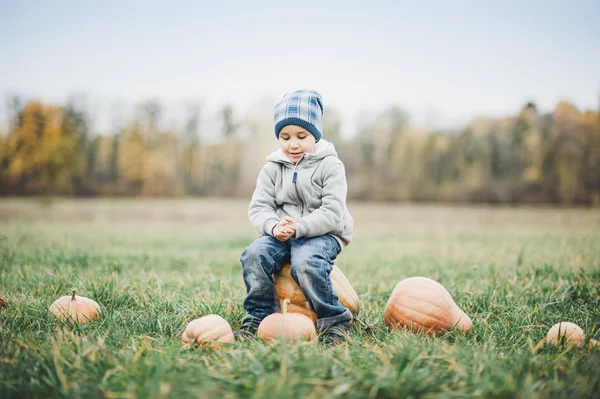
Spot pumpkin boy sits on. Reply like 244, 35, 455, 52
237, 89, 354, 345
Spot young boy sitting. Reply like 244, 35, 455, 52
237, 89, 354, 345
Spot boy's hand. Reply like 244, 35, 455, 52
280, 216, 295, 227
273, 217, 296, 242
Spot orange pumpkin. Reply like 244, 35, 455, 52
49, 290, 101, 323
279, 298, 317, 324
182, 314, 235, 348
273, 264, 360, 318
384, 277, 472, 335
258, 298, 317, 342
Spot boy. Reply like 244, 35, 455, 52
237, 89, 354, 345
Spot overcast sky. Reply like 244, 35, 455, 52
1, 0, 599, 135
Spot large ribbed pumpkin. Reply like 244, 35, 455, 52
273, 264, 360, 319
384, 277, 472, 335
182, 314, 235, 348
49, 290, 101, 323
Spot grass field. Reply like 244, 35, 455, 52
1, 198, 599, 398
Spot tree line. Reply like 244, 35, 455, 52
0, 97, 599, 205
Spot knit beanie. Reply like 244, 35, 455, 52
273, 89, 323, 141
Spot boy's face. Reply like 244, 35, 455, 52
278, 125, 317, 163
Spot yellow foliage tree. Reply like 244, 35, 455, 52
117, 122, 148, 194
3, 101, 81, 195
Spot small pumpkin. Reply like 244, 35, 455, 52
384, 277, 472, 335
273, 264, 360, 318
182, 314, 235, 348
279, 298, 317, 324
49, 289, 101, 323
258, 298, 317, 342
545, 322, 599, 347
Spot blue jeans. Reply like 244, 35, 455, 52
240, 234, 353, 332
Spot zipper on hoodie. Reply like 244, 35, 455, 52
291, 155, 304, 183
292, 156, 305, 214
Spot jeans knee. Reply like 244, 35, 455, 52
291, 251, 330, 281
240, 243, 259, 265
241, 236, 287, 277
241, 237, 271, 264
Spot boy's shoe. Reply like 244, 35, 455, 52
320, 321, 351, 345
233, 322, 260, 340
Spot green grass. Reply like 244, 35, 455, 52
1, 198, 599, 398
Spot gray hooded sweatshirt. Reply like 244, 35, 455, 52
248, 139, 354, 249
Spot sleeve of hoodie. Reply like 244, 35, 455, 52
248, 163, 280, 236
295, 159, 347, 238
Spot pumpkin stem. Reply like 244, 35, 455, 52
71, 289, 77, 301
589, 338, 599, 348
282, 298, 290, 314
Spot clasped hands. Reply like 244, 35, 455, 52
273, 216, 296, 242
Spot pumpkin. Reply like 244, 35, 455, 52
273, 264, 360, 318
49, 289, 101, 323
182, 314, 235, 348
545, 322, 599, 348
384, 277, 472, 335
257, 298, 317, 342
279, 298, 317, 324
0, 297, 6, 308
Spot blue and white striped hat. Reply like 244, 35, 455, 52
273, 89, 323, 141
